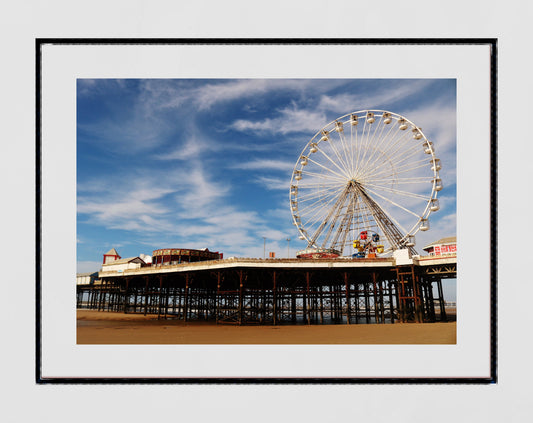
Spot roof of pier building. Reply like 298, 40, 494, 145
422, 237, 457, 250
103, 248, 121, 264
101, 256, 146, 272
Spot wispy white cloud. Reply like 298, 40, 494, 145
230, 103, 326, 135
153, 134, 212, 161
253, 176, 288, 190
230, 158, 294, 171
139, 79, 316, 112
228, 80, 436, 136
317, 80, 434, 113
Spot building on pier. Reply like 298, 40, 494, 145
103, 248, 121, 264
151, 248, 222, 266
101, 256, 147, 273
423, 237, 457, 257
76, 271, 99, 285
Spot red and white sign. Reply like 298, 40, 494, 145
434, 244, 457, 255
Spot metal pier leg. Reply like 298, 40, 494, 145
216, 271, 221, 324
183, 274, 189, 322
157, 275, 163, 319
238, 270, 243, 325
412, 266, 424, 323
144, 276, 149, 316
372, 272, 379, 324
306, 272, 311, 325
344, 272, 351, 325
272, 271, 277, 326
436, 279, 447, 322
319, 285, 324, 324
389, 281, 396, 324
365, 280, 371, 324
123, 277, 130, 313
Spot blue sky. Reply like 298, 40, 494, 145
77, 79, 456, 276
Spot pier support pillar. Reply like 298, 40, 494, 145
344, 272, 351, 325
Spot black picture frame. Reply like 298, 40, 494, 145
36, 38, 497, 384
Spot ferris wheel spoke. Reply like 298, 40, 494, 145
363, 185, 423, 219
300, 172, 346, 186
358, 116, 395, 173
295, 180, 344, 190
297, 185, 346, 212
349, 120, 358, 176
297, 190, 347, 229
362, 148, 426, 183
386, 147, 433, 172
356, 118, 379, 176
356, 117, 397, 177
354, 118, 370, 176
315, 145, 352, 179
304, 156, 351, 181
364, 176, 434, 185
343, 122, 355, 177
364, 182, 430, 201
358, 132, 414, 179
328, 129, 353, 175
364, 158, 430, 180
358, 123, 409, 175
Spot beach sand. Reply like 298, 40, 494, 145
77, 310, 456, 344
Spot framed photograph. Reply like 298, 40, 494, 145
37, 39, 496, 382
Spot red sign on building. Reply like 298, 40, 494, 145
434, 244, 457, 255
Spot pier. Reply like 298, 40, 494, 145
77, 255, 456, 325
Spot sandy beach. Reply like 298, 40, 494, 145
77, 310, 456, 344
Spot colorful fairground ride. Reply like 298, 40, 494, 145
351, 230, 384, 259
295, 230, 384, 259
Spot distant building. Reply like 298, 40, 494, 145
101, 257, 146, 273
76, 271, 98, 285
103, 248, 121, 264
423, 236, 457, 257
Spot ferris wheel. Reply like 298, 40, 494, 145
289, 110, 442, 256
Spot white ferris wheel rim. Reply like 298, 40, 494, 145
289, 109, 442, 254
